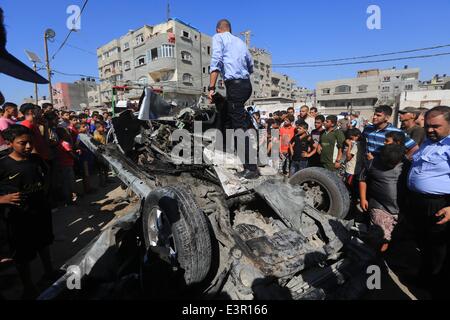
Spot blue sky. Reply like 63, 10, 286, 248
1, 0, 450, 104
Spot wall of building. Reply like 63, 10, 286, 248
400, 90, 450, 109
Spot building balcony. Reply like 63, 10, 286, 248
147, 57, 176, 73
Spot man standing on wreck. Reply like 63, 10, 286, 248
208, 19, 259, 179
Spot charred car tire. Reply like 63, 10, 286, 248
289, 167, 350, 219
142, 186, 212, 285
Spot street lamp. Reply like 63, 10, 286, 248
44, 28, 56, 104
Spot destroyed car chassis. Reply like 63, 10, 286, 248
67, 96, 375, 300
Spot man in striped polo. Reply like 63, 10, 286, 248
363, 105, 419, 161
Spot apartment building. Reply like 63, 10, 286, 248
316, 67, 420, 117
420, 74, 450, 90
97, 19, 304, 108
53, 78, 99, 111
97, 19, 222, 108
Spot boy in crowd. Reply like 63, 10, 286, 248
55, 127, 78, 206
19, 104, 50, 164
384, 131, 406, 146
67, 115, 79, 144
289, 122, 314, 176
0, 125, 55, 299
318, 115, 345, 172
309, 115, 326, 167
279, 114, 296, 175
359, 144, 406, 253
76, 123, 94, 194
58, 111, 70, 129
0, 102, 18, 154
93, 121, 109, 186
344, 128, 363, 189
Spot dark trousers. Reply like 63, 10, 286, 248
225, 79, 257, 172
408, 191, 450, 298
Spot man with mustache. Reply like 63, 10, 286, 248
407, 106, 450, 299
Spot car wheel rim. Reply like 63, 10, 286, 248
300, 179, 332, 213
147, 206, 177, 262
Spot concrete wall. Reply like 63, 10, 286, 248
400, 90, 450, 109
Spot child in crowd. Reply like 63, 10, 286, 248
76, 123, 95, 194
359, 144, 406, 253
384, 131, 406, 146
55, 127, 78, 206
289, 122, 314, 176
0, 125, 55, 299
93, 121, 109, 187
344, 128, 363, 188
279, 114, 296, 175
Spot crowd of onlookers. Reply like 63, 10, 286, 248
251, 104, 450, 299
0, 101, 114, 299
0, 99, 448, 300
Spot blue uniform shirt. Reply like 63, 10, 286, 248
210, 32, 253, 81
408, 135, 450, 196
363, 123, 417, 155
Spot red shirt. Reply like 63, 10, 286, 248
21, 120, 50, 161
280, 126, 295, 153
57, 141, 74, 167
67, 125, 79, 145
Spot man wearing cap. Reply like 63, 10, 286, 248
400, 107, 426, 146
208, 19, 258, 179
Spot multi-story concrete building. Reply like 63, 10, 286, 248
97, 19, 220, 108
316, 67, 420, 117
53, 78, 99, 111
97, 18, 305, 108
420, 74, 450, 90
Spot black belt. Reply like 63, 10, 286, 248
225, 78, 250, 85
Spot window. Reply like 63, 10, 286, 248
181, 30, 191, 39
207, 46, 211, 55
383, 76, 391, 82
123, 42, 130, 51
181, 51, 193, 62
124, 61, 131, 71
254, 60, 259, 69
405, 84, 413, 91
182, 73, 193, 83
161, 44, 174, 58
135, 55, 146, 67
135, 34, 144, 46
358, 85, 368, 92
335, 85, 351, 94
202, 67, 206, 74
138, 77, 148, 86
381, 86, 390, 92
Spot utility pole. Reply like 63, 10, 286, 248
240, 30, 252, 47
44, 29, 56, 105
33, 63, 39, 105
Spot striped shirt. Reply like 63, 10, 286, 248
363, 123, 417, 155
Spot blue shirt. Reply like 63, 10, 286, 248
210, 32, 253, 81
408, 135, 450, 196
363, 123, 417, 155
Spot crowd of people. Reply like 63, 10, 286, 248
0, 101, 114, 299
251, 104, 450, 298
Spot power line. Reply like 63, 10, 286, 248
53, 39, 97, 56
50, 0, 89, 61
52, 69, 100, 80
273, 43, 450, 66
273, 52, 450, 68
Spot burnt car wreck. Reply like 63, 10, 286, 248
40, 89, 375, 300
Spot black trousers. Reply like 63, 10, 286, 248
408, 191, 450, 298
225, 79, 257, 172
